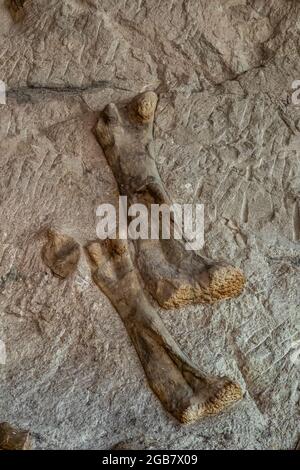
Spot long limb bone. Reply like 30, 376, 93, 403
95, 92, 245, 309
85, 239, 243, 423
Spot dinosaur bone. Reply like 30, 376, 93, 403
0, 422, 31, 450
85, 238, 243, 423
95, 92, 245, 309
40, 93, 245, 422
5, 0, 27, 21
41, 230, 80, 279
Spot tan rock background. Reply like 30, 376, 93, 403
0, 0, 299, 449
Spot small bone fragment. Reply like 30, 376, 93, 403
0, 422, 31, 450
41, 230, 80, 279
5, 0, 27, 22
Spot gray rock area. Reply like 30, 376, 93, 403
0, 0, 299, 449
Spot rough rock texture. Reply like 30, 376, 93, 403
0, 0, 299, 450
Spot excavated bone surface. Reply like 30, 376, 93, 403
0, 0, 299, 450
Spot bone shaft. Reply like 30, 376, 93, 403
92, 269, 207, 419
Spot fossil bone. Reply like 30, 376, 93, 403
95, 92, 245, 309
41, 230, 80, 279
85, 238, 243, 423
5, 0, 27, 21
0, 422, 31, 450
